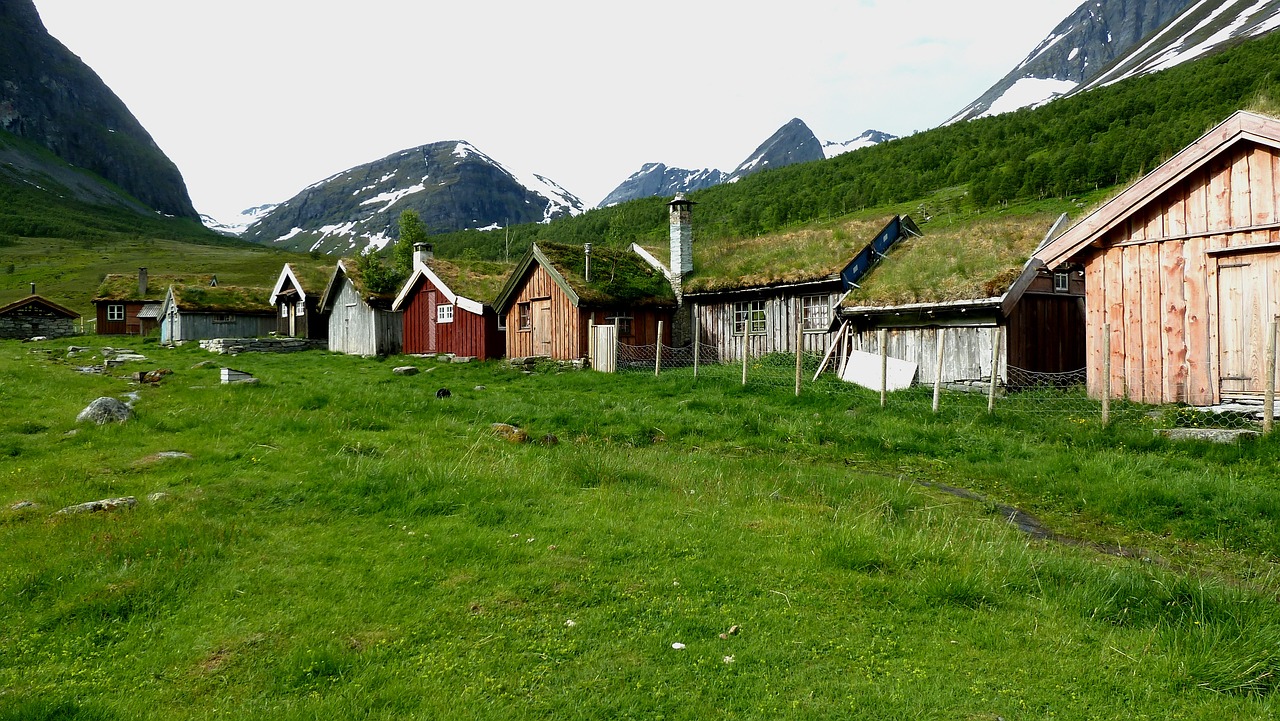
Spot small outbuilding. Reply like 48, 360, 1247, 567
392, 243, 509, 359
268, 262, 331, 341
158, 283, 277, 344
1036, 110, 1280, 405
0, 292, 79, 339
319, 259, 403, 356
93, 268, 216, 336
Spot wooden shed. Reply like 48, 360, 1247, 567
838, 213, 1085, 387
159, 284, 277, 344
493, 242, 675, 360
0, 294, 79, 339
268, 263, 330, 341
92, 269, 215, 336
318, 259, 403, 356
392, 246, 509, 359
1036, 110, 1280, 405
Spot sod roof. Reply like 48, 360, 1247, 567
169, 284, 274, 314
842, 211, 1061, 308
286, 262, 336, 297
425, 258, 515, 305
328, 259, 399, 310
93, 273, 216, 302
535, 242, 675, 307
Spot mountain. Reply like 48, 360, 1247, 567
0, 0, 198, 219
599, 120, 897, 206
950, 0, 1280, 123
201, 204, 278, 237
241, 141, 583, 255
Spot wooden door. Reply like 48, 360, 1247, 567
427, 290, 438, 353
1216, 253, 1279, 397
288, 303, 297, 337
533, 299, 552, 356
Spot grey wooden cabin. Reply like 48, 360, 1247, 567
319, 260, 402, 356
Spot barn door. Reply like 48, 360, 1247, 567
533, 300, 552, 356
427, 290, 438, 353
1216, 253, 1278, 398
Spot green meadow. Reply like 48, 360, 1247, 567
4, 338, 1280, 720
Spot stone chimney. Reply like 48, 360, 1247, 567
668, 194, 695, 285
413, 242, 433, 269
138, 267, 148, 297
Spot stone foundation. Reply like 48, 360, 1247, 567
199, 337, 326, 354
0, 315, 76, 340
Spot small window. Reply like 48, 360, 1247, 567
437, 304, 454, 323
281, 303, 289, 318
107, 304, 125, 322
609, 315, 633, 337
296, 300, 306, 315
213, 314, 234, 324
1053, 272, 1070, 292
801, 295, 830, 332
733, 300, 766, 336
517, 302, 531, 330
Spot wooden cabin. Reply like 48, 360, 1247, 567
493, 242, 675, 360
268, 263, 330, 341
319, 259, 403, 356
92, 269, 216, 336
392, 244, 508, 359
1036, 110, 1280, 406
0, 293, 79, 339
158, 283, 277, 344
837, 213, 1085, 387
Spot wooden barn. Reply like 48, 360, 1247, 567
268, 263, 331, 341
0, 290, 79, 339
92, 269, 216, 336
1036, 110, 1280, 405
678, 215, 923, 363
158, 283, 277, 344
493, 242, 675, 360
837, 213, 1085, 387
319, 259, 403, 356
392, 244, 508, 359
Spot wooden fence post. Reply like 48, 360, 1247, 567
879, 328, 888, 408
794, 310, 804, 397
587, 317, 594, 368
1102, 323, 1111, 425
932, 328, 945, 414
987, 327, 1002, 414
692, 308, 700, 378
742, 334, 749, 386
1265, 319, 1276, 434
655, 320, 663, 377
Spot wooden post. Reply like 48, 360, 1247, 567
1265, 319, 1277, 434
742, 334, 749, 386
932, 328, 945, 414
692, 308, 700, 378
879, 328, 888, 408
587, 317, 594, 368
1102, 323, 1111, 425
794, 310, 804, 397
987, 327, 1002, 414
655, 320, 663, 377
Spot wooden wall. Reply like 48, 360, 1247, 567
402, 276, 502, 359
692, 287, 840, 363
95, 301, 157, 336
1084, 141, 1280, 404
848, 320, 1005, 385
1006, 294, 1086, 374
327, 279, 402, 356
163, 312, 277, 343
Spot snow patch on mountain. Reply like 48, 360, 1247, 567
821, 130, 897, 158
201, 202, 279, 236
981, 77, 1080, 118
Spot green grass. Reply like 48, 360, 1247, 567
4, 339, 1280, 718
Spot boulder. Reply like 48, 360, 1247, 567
393, 366, 420, 376
55, 496, 137, 515
76, 397, 133, 424
491, 423, 529, 444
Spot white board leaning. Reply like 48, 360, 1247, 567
840, 349, 917, 392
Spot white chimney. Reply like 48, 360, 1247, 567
413, 242, 433, 269
584, 242, 592, 282
668, 194, 694, 279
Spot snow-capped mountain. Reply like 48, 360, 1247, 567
240, 141, 583, 255
201, 203, 278, 237
599, 120, 896, 206
950, 0, 1280, 124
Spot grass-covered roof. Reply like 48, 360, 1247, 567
170, 284, 274, 313
334, 258, 399, 309
537, 242, 675, 307
423, 258, 515, 305
843, 211, 1060, 307
286, 262, 336, 297
93, 273, 216, 302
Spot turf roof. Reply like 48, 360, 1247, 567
170, 284, 274, 313
284, 262, 336, 297
843, 212, 1060, 307
333, 259, 399, 309
93, 273, 216, 302
423, 258, 515, 305
536, 242, 675, 306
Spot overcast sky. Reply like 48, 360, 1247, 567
32, 0, 1082, 222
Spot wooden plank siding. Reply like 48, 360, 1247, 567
847, 322, 1004, 385
691, 287, 840, 363
328, 279, 402, 356
95, 301, 157, 336
401, 275, 502, 359
163, 312, 277, 344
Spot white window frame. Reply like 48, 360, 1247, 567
107, 304, 125, 322
212, 314, 235, 324
437, 304, 455, 324
296, 300, 306, 315
608, 315, 633, 337
1053, 272, 1070, 292
733, 300, 767, 336
517, 302, 531, 331
281, 303, 289, 318
801, 295, 830, 332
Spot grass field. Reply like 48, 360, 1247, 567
4, 338, 1280, 719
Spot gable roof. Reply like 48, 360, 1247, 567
165, 284, 274, 314
493, 242, 676, 313
391, 257, 514, 314
93, 273, 216, 302
0, 294, 79, 318
269, 262, 332, 305
1036, 110, 1280, 268
318, 259, 400, 312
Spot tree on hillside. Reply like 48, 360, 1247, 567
395, 210, 428, 277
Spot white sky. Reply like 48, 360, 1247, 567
31, 0, 1082, 222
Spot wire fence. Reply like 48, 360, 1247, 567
611, 339, 1274, 433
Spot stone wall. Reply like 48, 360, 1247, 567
198, 337, 326, 354
0, 313, 76, 340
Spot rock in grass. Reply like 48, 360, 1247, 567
491, 423, 528, 443
9, 501, 37, 511
393, 366, 419, 376
76, 397, 132, 424
55, 496, 137, 515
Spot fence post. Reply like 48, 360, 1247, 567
932, 327, 945, 414
655, 320, 663, 377
794, 309, 804, 397
587, 317, 594, 368
1102, 323, 1111, 425
987, 327, 1002, 414
742, 334, 749, 386
1265, 319, 1276, 434
692, 308, 700, 379
879, 328, 888, 408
